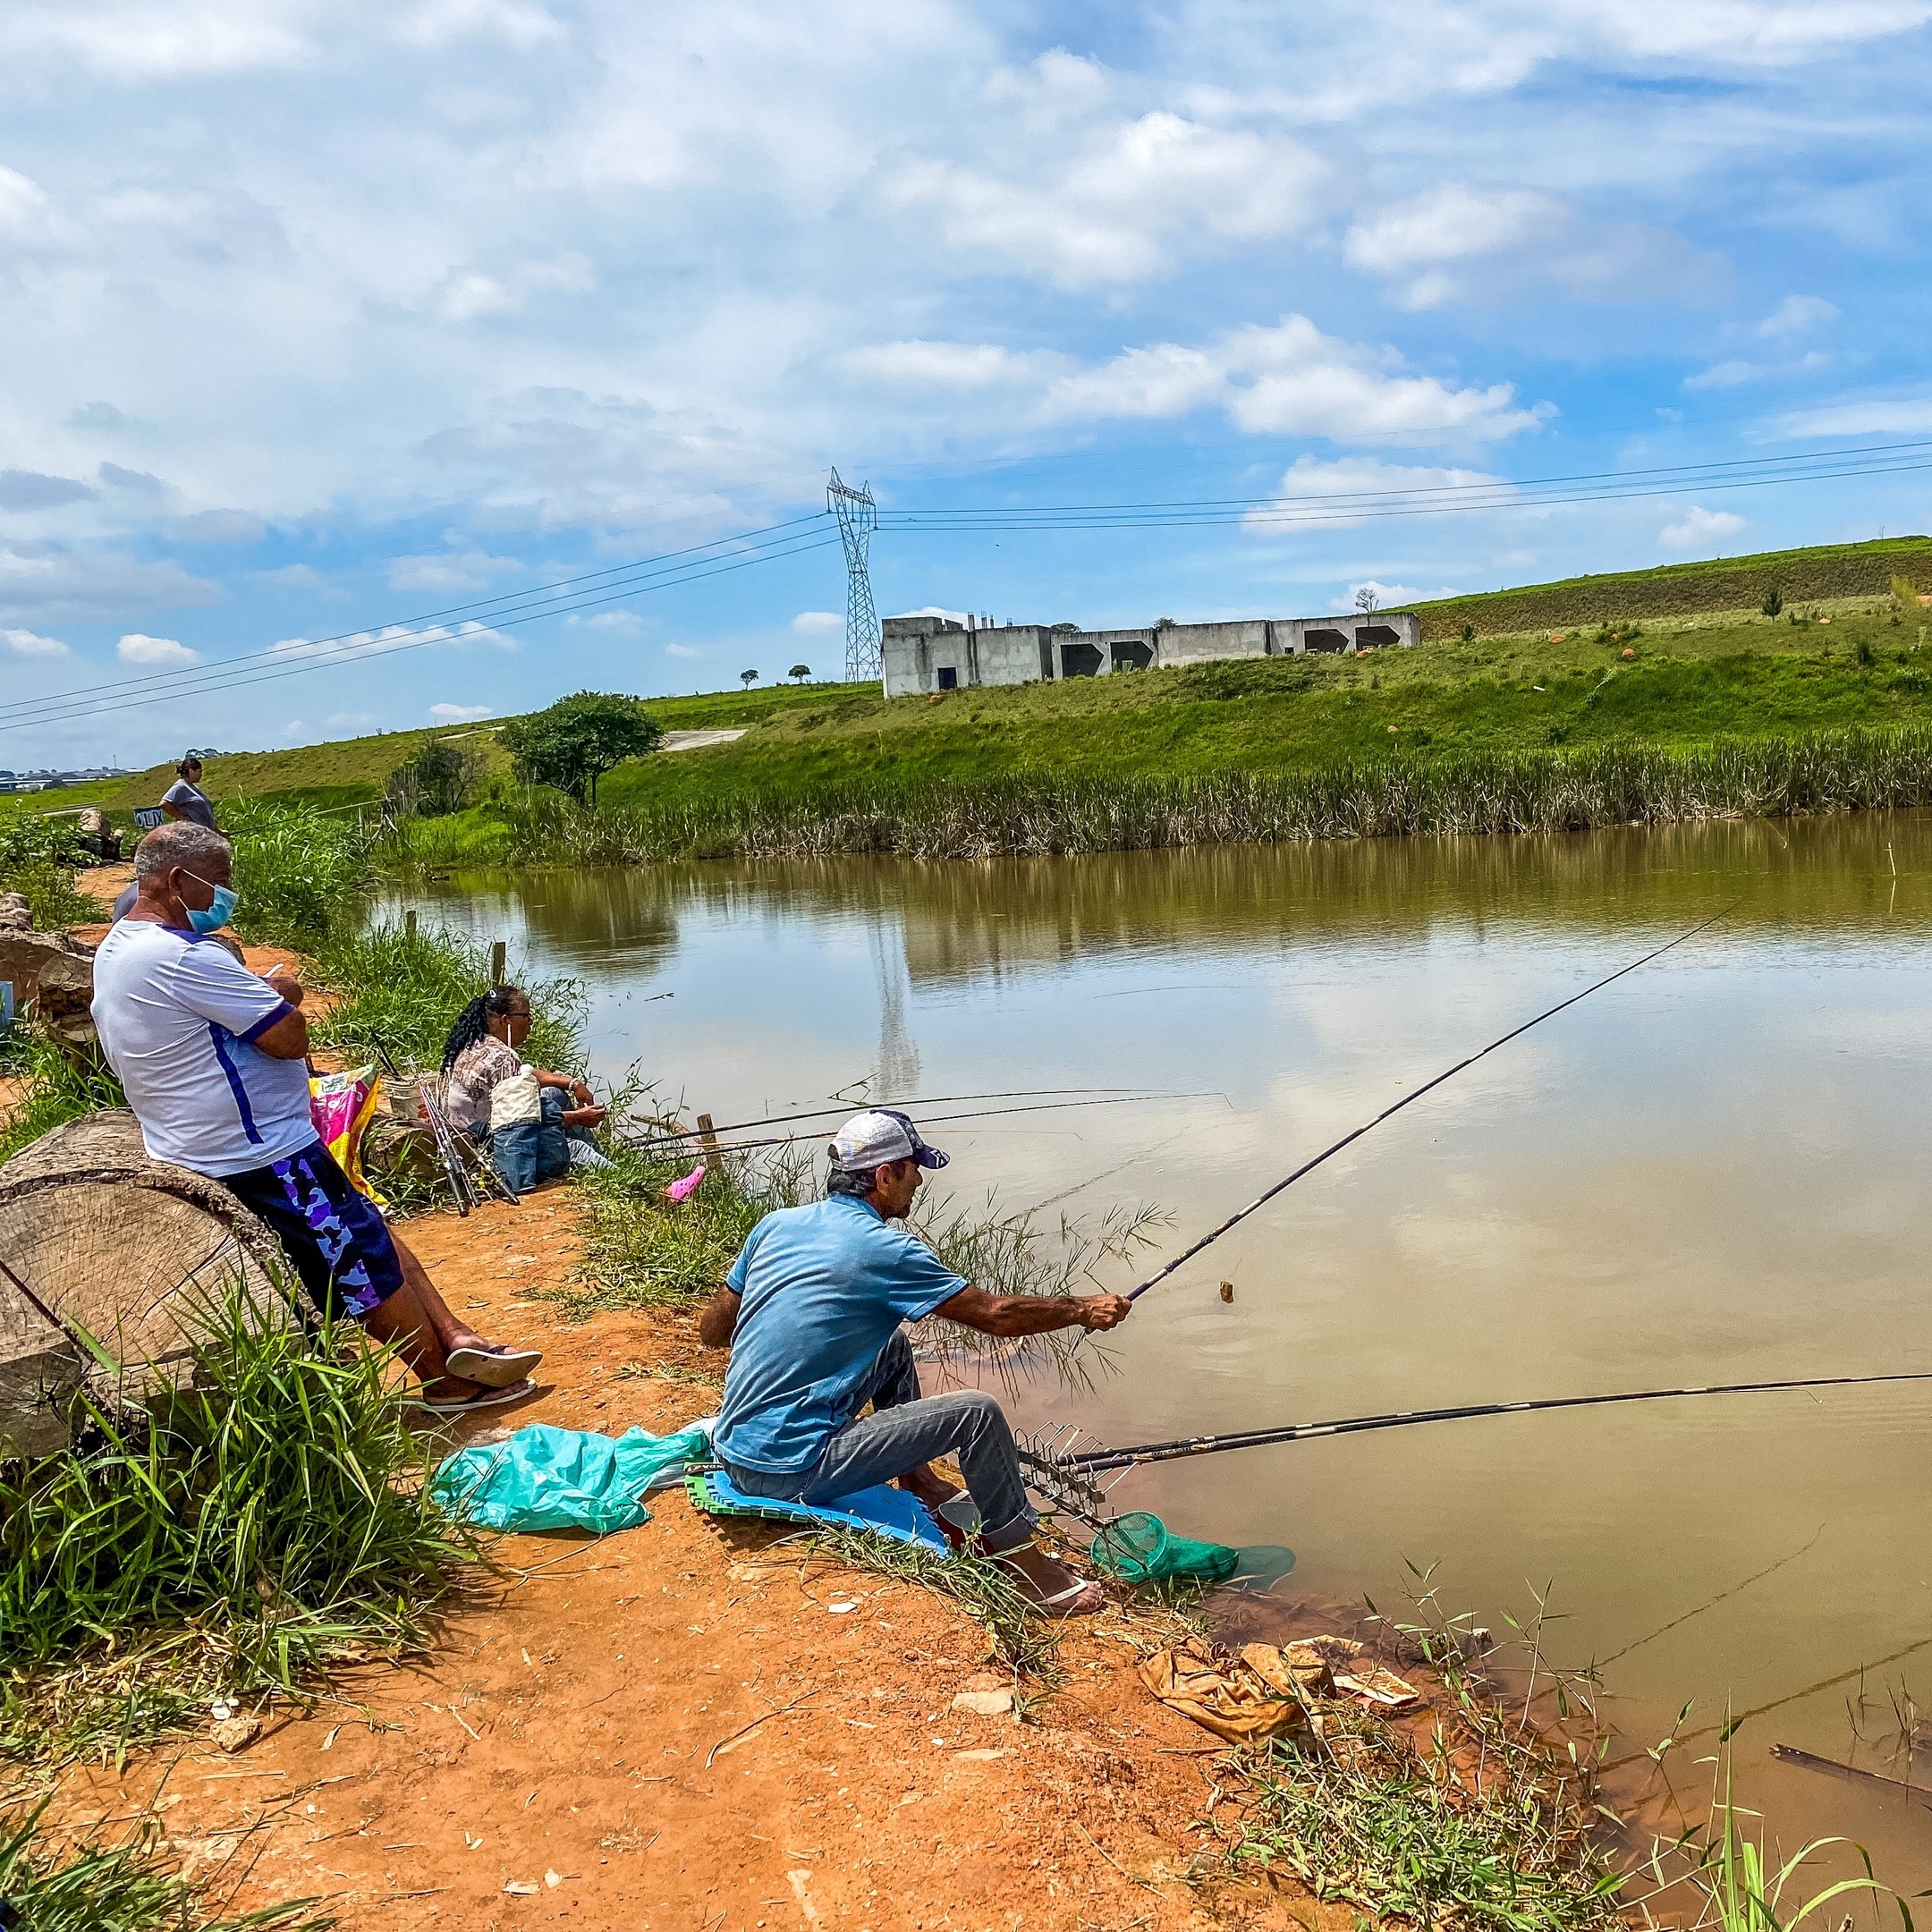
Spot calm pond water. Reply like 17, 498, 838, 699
400, 814, 1932, 1881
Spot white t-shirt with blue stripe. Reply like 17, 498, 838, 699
90, 919, 316, 1178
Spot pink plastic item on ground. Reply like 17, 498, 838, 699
665, 1164, 706, 1203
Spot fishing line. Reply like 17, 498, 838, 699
629, 1086, 1157, 1146
1119, 905, 1734, 1307
629, 1092, 1221, 1158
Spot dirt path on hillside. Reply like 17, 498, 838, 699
45, 1196, 1343, 1932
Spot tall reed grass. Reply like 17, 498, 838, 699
222, 801, 375, 950
421, 726, 1932, 868
311, 920, 583, 1076
0, 1279, 487, 1768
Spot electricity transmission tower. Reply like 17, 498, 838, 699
828, 468, 880, 683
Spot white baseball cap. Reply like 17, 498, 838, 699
830, 1108, 950, 1171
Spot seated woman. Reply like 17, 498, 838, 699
441, 987, 610, 1188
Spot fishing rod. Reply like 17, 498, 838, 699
1118, 905, 1735, 1307
630, 1087, 1155, 1148
1018, 1369, 1932, 1524
630, 1092, 1218, 1159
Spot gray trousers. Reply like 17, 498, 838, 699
723, 1330, 1038, 1554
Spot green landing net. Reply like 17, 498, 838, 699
1088, 1510, 1239, 1585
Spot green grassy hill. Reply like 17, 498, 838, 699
1412, 535, 1932, 639
8, 537, 1932, 838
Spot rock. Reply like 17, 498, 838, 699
951, 1689, 1013, 1716
212, 1716, 262, 1754
0, 928, 96, 1047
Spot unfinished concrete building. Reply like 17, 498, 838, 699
879, 609, 1420, 699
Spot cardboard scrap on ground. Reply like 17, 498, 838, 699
1138, 1640, 1309, 1745
1139, 1635, 1422, 1744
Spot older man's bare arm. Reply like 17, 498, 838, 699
249, 964, 310, 1061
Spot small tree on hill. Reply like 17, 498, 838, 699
741, 669, 759, 689
499, 691, 661, 806
1761, 586, 1783, 617
386, 736, 485, 818
788, 663, 811, 683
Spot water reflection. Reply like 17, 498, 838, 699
396, 809, 1932, 1882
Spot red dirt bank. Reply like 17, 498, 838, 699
48, 1197, 1338, 1932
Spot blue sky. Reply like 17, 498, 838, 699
3, 0, 1930, 767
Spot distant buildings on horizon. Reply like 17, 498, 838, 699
0, 766, 132, 793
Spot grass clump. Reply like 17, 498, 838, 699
1212, 1578, 1626, 1931
0, 815, 99, 929
0, 1797, 330, 1932
803, 1525, 1063, 1682
309, 920, 583, 1075
0, 1279, 487, 1769
223, 801, 375, 951
0, 1026, 125, 1169
548, 1138, 811, 1318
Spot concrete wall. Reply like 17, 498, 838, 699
880, 607, 1419, 696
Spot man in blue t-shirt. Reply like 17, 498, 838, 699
699, 1109, 1131, 1615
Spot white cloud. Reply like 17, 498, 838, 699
0, 165, 48, 236
835, 340, 1069, 391
0, 0, 560, 80
0, 626, 69, 657
1758, 294, 1840, 341
791, 610, 843, 633
387, 550, 521, 593
1658, 506, 1747, 549
1343, 182, 1724, 309
429, 700, 495, 723
117, 631, 199, 665
424, 253, 596, 323
1684, 349, 1829, 390
280, 719, 307, 737
1776, 395, 1932, 437
885, 97, 1331, 288
173, 509, 267, 543
1335, 580, 1429, 612
1246, 456, 1513, 534
564, 608, 646, 632
0, 470, 96, 512
664, 642, 701, 658
0, 543, 218, 625
1041, 318, 1546, 445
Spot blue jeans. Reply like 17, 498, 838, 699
723, 1331, 1038, 1554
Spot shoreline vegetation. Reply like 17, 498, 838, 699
384, 721, 1932, 867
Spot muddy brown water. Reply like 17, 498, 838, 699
398, 812, 1932, 1885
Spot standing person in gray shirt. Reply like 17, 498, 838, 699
160, 755, 216, 830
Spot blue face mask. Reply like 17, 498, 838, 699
182, 874, 240, 933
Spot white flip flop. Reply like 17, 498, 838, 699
445, 1344, 543, 1387
415, 1377, 538, 1415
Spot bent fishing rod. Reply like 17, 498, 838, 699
1017, 1368, 1932, 1525
1117, 904, 1736, 1309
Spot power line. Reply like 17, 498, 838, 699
0, 513, 832, 729
0, 532, 842, 737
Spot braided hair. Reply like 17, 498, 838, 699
442, 986, 526, 1072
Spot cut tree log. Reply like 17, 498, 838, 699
0, 1110, 290, 1457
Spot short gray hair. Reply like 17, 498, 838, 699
134, 820, 231, 878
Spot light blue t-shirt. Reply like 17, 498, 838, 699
714, 1195, 966, 1475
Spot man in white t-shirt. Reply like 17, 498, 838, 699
90, 821, 542, 1413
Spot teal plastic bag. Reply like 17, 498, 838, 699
434, 1422, 711, 1534
1089, 1510, 1241, 1585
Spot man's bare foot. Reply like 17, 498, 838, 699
894, 1463, 963, 1511
991, 1542, 1106, 1617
